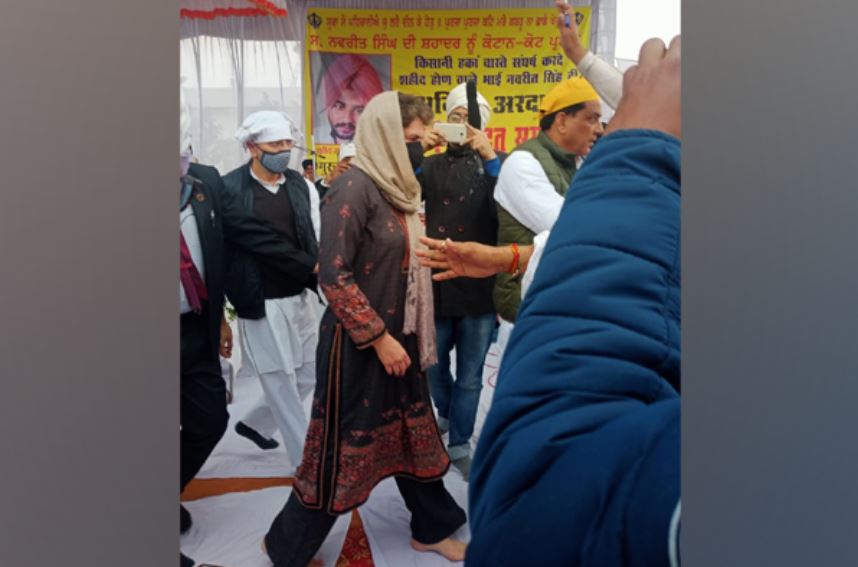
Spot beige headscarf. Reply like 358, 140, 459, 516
351, 91, 437, 370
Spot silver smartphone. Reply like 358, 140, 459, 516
435, 122, 468, 145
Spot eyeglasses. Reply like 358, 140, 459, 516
448, 113, 469, 124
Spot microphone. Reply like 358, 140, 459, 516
466, 80, 480, 129
466, 80, 484, 175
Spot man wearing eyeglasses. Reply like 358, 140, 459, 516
418, 82, 504, 480
221, 111, 321, 473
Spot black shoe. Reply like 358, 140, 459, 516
235, 421, 280, 450
180, 552, 194, 567
180, 504, 192, 534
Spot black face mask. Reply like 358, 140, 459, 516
406, 141, 425, 171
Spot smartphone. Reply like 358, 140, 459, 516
435, 122, 468, 145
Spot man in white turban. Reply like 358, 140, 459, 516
417, 82, 503, 480
220, 110, 321, 473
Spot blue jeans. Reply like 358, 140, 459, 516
428, 313, 496, 458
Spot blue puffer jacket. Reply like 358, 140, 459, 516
467, 130, 681, 567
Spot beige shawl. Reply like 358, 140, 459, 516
351, 91, 437, 370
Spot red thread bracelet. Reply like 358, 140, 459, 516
508, 242, 520, 275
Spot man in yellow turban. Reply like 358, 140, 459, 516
492, 75, 603, 357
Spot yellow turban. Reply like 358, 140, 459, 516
538, 76, 600, 118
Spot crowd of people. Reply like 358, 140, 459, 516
178, 3, 681, 566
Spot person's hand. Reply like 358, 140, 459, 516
606, 36, 681, 139
422, 128, 445, 151
417, 237, 509, 281
372, 332, 411, 376
324, 160, 351, 185
465, 125, 497, 161
219, 318, 233, 359
555, 1, 587, 64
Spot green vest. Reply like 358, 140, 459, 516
494, 132, 578, 322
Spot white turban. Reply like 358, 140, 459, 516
445, 82, 491, 129
338, 142, 357, 161
180, 88, 192, 154
235, 110, 295, 146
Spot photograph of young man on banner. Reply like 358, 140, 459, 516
309, 52, 391, 145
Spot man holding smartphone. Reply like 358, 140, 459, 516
418, 82, 503, 480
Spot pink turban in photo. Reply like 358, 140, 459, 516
323, 54, 384, 110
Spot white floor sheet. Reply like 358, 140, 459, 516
189, 319, 504, 566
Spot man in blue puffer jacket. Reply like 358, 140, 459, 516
470, 36, 681, 567
419, 35, 682, 567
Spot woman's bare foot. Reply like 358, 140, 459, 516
411, 538, 467, 562
260, 538, 323, 567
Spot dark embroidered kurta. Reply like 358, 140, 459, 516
293, 167, 450, 514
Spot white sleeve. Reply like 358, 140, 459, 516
577, 51, 624, 111
521, 230, 550, 299
494, 152, 565, 234
305, 178, 321, 241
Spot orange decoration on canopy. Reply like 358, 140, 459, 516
180, 0, 287, 20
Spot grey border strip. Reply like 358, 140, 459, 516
0, 1, 178, 565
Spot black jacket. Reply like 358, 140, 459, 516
184, 163, 316, 356
221, 162, 317, 319
420, 148, 504, 318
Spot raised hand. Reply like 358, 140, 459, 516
606, 36, 681, 139
324, 159, 351, 185
421, 127, 446, 151
465, 124, 497, 161
555, 0, 587, 64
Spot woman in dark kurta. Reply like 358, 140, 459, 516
264, 92, 467, 567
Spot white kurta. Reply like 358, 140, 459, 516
521, 230, 551, 300
239, 291, 317, 376
494, 151, 565, 235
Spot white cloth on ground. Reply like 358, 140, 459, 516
181, 486, 350, 567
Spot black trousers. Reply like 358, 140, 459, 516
180, 308, 229, 491
264, 477, 467, 567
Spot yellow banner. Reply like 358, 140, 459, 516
304, 7, 591, 177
